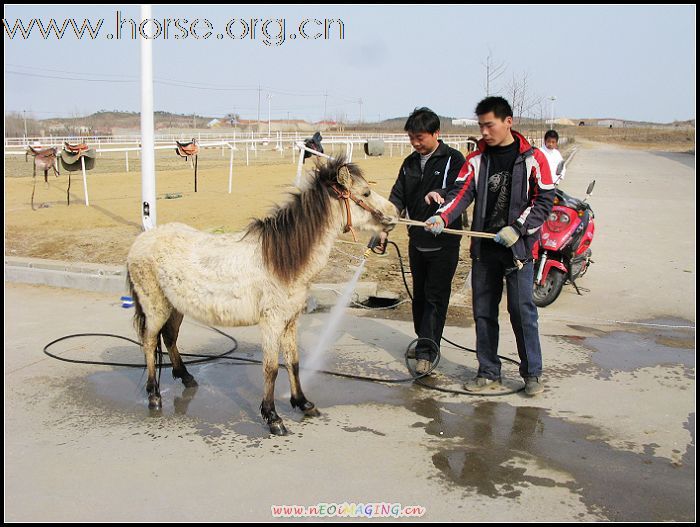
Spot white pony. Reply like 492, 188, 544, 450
126, 157, 397, 435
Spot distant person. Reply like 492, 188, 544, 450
540, 129, 566, 183
385, 107, 466, 375
424, 97, 555, 396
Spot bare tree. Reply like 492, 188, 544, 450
505, 70, 544, 130
482, 49, 507, 96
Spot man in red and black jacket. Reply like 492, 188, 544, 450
387, 107, 466, 375
425, 97, 555, 396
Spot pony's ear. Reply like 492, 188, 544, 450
337, 165, 352, 189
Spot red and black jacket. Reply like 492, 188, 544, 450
437, 131, 555, 260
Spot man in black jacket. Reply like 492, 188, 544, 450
387, 107, 466, 375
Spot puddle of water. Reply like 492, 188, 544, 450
563, 318, 695, 378
411, 399, 695, 522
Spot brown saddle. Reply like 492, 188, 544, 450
64, 142, 90, 154
27, 146, 58, 160
175, 139, 199, 158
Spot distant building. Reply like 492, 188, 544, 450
597, 119, 624, 128
207, 119, 222, 128
452, 118, 479, 127
47, 123, 66, 133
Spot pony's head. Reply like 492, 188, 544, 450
313, 156, 397, 238
246, 156, 398, 284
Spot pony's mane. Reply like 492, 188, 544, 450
245, 156, 363, 284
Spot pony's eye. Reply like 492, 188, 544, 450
363, 191, 371, 198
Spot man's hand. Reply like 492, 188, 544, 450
424, 191, 445, 205
425, 215, 445, 235
494, 226, 520, 247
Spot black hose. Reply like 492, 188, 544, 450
42, 242, 524, 396
386, 240, 524, 395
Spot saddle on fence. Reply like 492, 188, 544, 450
175, 139, 201, 192
27, 146, 58, 161
60, 142, 96, 171
64, 142, 90, 154
175, 139, 199, 159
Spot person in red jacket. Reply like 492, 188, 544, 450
425, 97, 555, 396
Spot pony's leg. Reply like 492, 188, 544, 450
130, 269, 171, 410
259, 320, 287, 436
282, 317, 320, 417
142, 331, 163, 410
44, 168, 49, 185
162, 310, 197, 388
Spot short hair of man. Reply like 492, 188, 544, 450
544, 129, 559, 142
404, 107, 440, 134
475, 96, 513, 120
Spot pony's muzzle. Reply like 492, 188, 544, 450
381, 215, 398, 231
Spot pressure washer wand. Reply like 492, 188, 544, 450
396, 218, 496, 239
395, 218, 521, 269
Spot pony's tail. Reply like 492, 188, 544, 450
127, 270, 146, 344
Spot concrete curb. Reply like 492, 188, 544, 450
4, 256, 381, 309
5, 256, 126, 294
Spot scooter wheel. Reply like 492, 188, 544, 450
533, 269, 566, 307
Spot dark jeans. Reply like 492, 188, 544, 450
409, 244, 460, 361
472, 242, 543, 380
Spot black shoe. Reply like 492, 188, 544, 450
524, 376, 544, 396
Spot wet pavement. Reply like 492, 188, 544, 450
5, 282, 695, 521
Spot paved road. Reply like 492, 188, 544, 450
5, 143, 695, 521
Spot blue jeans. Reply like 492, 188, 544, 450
471, 242, 543, 380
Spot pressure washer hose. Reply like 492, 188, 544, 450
42, 241, 524, 396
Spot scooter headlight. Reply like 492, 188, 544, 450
547, 211, 571, 233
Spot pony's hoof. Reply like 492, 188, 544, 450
302, 404, 320, 417
295, 400, 320, 417
148, 394, 162, 410
182, 376, 198, 388
269, 421, 288, 436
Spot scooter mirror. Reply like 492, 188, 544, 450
586, 180, 596, 195
556, 160, 565, 175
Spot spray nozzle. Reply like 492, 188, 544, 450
367, 233, 388, 256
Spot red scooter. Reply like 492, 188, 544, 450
532, 168, 596, 307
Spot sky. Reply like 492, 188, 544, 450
3, 5, 696, 124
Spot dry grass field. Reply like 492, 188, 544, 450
6, 128, 690, 319
5, 144, 476, 320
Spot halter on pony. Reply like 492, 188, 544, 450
329, 165, 389, 242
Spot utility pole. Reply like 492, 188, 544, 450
267, 93, 273, 136
23, 110, 28, 142
257, 85, 262, 132
323, 91, 328, 122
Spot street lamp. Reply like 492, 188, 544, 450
548, 95, 557, 128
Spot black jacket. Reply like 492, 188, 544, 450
389, 140, 466, 249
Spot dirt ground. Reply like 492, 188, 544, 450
5, 145, 476, 322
